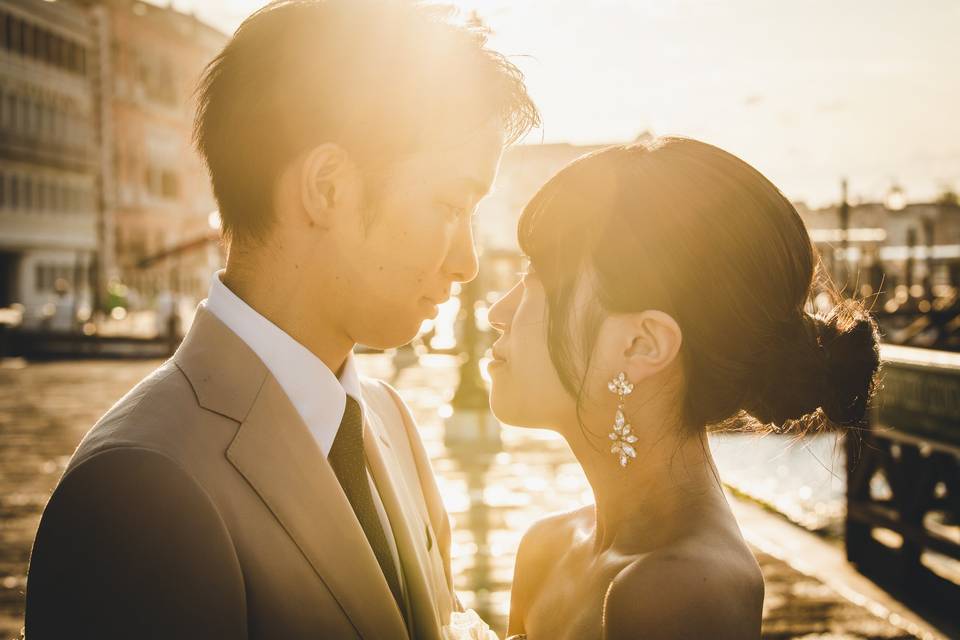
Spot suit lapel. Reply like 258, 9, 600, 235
176, 308, 408, 640
364, 408, 447, 640
227, 375, 409, 640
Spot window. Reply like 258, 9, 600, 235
45, 32, 55, 66
56, 37, 67, 70
23, 22, 32, 58
24, 176, 32, 210
18, 19, 27, 56
0, 172, 5, 208
50, 35, 60, 68
21, 95, 30, 134
50, 103, 59, 138
19, 96, 28, 131
10, 175, 18, 209
7, 16, 17, 53
41, 101, 49, 137
31, 101, 40, 137
33, 26, 44, 60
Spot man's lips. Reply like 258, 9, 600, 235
423, 292, 451, 307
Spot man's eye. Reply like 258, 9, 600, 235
440, 202, 466, 218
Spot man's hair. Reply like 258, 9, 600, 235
193, 0, 539, 245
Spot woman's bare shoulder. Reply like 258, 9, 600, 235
601, 538, 764, 640
514, 505, 591, 590
507, 506, 593, 635
520, 506, 592, 556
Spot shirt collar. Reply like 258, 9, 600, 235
202, 269, 360, 457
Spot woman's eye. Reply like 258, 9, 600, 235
517, 257, 535, 278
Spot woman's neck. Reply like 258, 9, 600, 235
566, 424, 723, 554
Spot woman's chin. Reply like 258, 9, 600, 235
488, 390, 526, 428
487, 387, 508, 420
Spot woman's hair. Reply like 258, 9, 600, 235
518, 137, 881, 436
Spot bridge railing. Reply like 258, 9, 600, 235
845, 344, 960, 609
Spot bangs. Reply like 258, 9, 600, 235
517, 145, 625, 289
514, 145, 628, 401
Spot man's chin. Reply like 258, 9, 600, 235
417, 297, 440, 320
355, 318, 423, 351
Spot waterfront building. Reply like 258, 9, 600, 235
798, 197, 960, 310
0, 0, 96, 330
475, 141, 607, 294
89, 0, 226, 318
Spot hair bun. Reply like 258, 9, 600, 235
814, 305, 882, 426
741, 301, 881, 430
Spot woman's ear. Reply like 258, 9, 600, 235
622, 310, 683, 380
300, 143, 356, 228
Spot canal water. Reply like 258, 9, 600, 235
0, 354, 850, 638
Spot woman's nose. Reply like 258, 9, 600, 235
487, 283, 519, 333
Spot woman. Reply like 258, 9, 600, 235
487, 137, 881, 640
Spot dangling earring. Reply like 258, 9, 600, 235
607, 372, 637, 468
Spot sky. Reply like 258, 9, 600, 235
173, 0, 960, 207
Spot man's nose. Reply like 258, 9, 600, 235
446, 219, 480, 283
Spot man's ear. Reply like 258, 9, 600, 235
300, 143, 355, 228
622, 310, 683, 380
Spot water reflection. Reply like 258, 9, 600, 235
710, 432, 847, 535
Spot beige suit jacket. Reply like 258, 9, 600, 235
25, 307, 459, 639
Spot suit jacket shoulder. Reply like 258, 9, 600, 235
67, 357, 254, 483
26, 360, 249, 638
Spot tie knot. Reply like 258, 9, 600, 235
331, 395, 364, 459
342, 395, 363, 429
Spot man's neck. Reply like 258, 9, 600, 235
221, 264, 354, 376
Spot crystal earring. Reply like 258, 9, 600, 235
607, 372, 637, 468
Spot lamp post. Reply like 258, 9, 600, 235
838, 178, 850, 288
443, 265, 501, 623
444, 274, 501, 454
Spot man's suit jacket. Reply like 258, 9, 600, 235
25, 307, 459, 639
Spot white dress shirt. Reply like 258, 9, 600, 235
202, 269, 407, 605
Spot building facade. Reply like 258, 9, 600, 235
798, 198, 960, 312
0, 0, 97, 330
475, 141, 608, 295
96, 0, 225, 315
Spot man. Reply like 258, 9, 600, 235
24, 1, 538, 637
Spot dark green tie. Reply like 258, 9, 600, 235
327, 395, 405, 619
